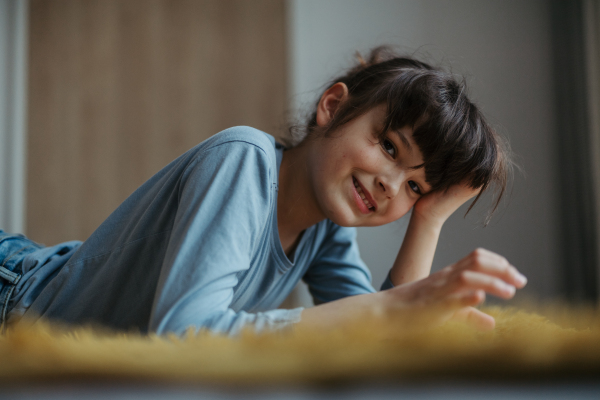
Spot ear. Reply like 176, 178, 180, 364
315, 82, 349, 127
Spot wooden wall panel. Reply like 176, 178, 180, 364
27, 0, 288, 244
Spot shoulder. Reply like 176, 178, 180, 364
179, 126, 279, 183
195, 126, 277, 165
179, 127, 280, 194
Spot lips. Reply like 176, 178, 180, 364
352, 176, 377, 213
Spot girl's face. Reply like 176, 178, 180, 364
307, 103, 431, 227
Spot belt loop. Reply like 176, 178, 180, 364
1, 284, 18, 334
0, 244, 33, 285
0, 266, 21, 285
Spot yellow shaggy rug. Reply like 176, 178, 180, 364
1, 305, 599, 385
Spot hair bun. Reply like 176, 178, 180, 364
351, 46, 397, 74
354, 51, 367, 68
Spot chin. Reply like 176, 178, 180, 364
320, 193, 368, 227
333, 208, 378, 227
330, 218, 355, 228
323, 205, 357, 227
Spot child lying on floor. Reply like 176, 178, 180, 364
0, 46, 526, 336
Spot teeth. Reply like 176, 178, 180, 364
353, 177, 374, 211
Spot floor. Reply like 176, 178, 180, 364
2, 381, 600, 400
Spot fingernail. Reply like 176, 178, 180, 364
515, 273, 527, 286
504, 284, 516, 296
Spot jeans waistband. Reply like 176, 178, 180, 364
0, 230, 43, 333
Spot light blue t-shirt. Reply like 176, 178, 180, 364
8, 127, 390, 336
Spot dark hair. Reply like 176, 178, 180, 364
300, 46, 511, 222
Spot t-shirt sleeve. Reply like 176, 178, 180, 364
302, 222, 377, 305
149, 139, 302, 336
380, 272, 396, 290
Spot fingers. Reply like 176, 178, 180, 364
453, 248, 527, 289
393, 248, 525, 331
446, 289, 486, 308
432, 290, 488, 328
475, 250, 527, 288
447, 182, 481, 201
413, 184, 482, 224
452, 306, 495, 331
448, 270, 516, 299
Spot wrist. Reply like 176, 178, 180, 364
409, 209, 445, 233
376, 288, 397, 317
379, 282, 416, 315
390, 210, 444, 286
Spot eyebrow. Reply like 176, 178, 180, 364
391, 130, 425, 170
392, 130, 413, 152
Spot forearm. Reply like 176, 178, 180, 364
389, 211, 443, 286
298, 291, 391, 331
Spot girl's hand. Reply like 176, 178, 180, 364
388, 183, 481, 285
387, 248, 527, 331
300, 248, 525, 333
412, 183, 481, 227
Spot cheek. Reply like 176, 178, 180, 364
350, 143, 384, 171
387, 196, 418, 221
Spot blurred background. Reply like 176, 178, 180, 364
1, 0, 599, 308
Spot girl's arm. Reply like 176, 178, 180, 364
389, 184, 481, 286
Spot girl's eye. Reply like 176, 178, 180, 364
381, 139, 396, 157
408, 180, 422, 195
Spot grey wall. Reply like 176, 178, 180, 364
288, 0, 560, 303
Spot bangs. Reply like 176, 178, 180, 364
380, 71, 507, 216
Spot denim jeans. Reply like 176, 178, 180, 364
0, 230, 43, 332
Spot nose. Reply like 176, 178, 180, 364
376, 172, 402, 199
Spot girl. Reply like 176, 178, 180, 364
0, 47, 526, 336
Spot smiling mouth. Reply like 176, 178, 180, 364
352, 177, 376, 212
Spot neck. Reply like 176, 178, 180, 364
277, 142, 325, 243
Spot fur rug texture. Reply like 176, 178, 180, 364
1, 305, 599, 385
